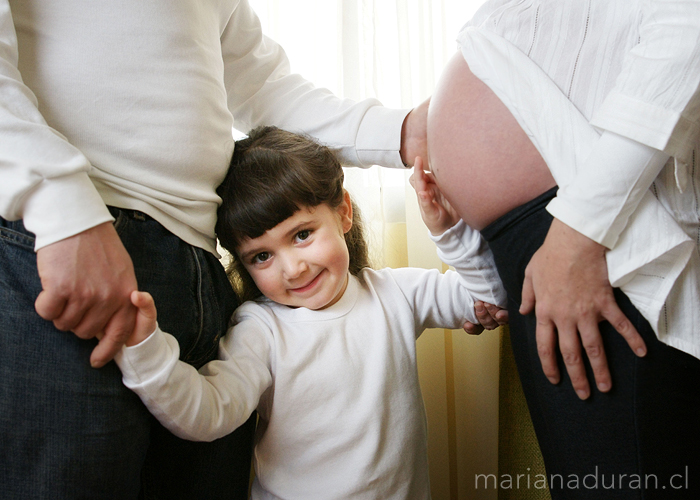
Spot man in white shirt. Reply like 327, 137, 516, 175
0, 1, 427, 498
427, 1, 699, 498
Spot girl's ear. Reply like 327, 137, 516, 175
337, 190, 353, 234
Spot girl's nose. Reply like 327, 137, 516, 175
281, 252, 308, 279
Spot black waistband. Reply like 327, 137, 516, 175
481, 187, 558, 243
108, 206, 154, 222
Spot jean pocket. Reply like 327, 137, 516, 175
0, 221, 35, 250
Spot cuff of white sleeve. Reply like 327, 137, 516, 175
546, 130, 669, 249
590, 90, 678, 153
429, 219, 471, 253
116, 325, 174, 385
430, 219, 486, 263
545, 197, 618, 248
355, 106, 411, 168
22, 172, 113, 250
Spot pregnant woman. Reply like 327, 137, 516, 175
426, 1, 700, 498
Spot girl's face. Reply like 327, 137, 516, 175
236, 192, 353, 310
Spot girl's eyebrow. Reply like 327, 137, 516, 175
238, 246, 264, 262
238, 218, 316, 261
285, 219, 314, 237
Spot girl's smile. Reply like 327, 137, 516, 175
236, 194, 354, 310
289, 269, 325, 294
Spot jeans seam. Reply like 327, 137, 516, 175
182, 246, 205, 361
0, 226, 34, 249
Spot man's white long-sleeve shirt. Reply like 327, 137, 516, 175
0, 0, 408, 252
459, 0, 700, 358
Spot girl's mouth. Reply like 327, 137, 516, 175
290, 271, 323, 294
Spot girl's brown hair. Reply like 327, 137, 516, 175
216, 126, 370, 302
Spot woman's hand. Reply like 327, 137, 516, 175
520, 219, 647, 399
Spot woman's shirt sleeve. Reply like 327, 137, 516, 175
549, 0, 700, 248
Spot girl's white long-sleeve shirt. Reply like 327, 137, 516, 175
116, 220, 506, 500
0, 0, 407, 251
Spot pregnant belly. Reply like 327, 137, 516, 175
427, 53, 555, 230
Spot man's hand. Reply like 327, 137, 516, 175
35, 221, 138, 368
400, 97, 429, 167
464, 301, 509, 335
520, 218, 647, 399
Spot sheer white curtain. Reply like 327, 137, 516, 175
248, 0, 481, 269
248, 2, 499, 499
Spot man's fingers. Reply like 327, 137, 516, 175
52, 302, 91, 335
478, 316, 499, 330
484, 302, 509, 326
463, 321, 485, 335
34, 290, 67, 324
89, 304, 137, 368
90, 335, 123, 369
36, 292, 102, 337
494, 309, 509, 324
70, 301, 116, 341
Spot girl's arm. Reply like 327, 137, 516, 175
115, 292, 272, 442
410, 159, 508, 331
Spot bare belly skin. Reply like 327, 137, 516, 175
427, 52, 556, 230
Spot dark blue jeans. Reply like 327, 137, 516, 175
482, 188, 700, 499
0, 209, 255, 499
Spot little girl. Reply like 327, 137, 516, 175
115, 126, 507, 499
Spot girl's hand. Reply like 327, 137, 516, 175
463, 301, 509, 334
125, 291, 158, 347
409, 157, 460, 235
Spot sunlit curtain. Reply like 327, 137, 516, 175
248, 0, 482, 270
247, 2, 502, 499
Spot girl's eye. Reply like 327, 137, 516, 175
252, 252, 270, 264
295, 229, 311, 242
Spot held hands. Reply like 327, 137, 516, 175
410, 158, 508, 333
35, 222, 138, 368
126, 291, 158, 347
464, 301, 509, 335
520, 218, 647, 399
96, 291, 157, 347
